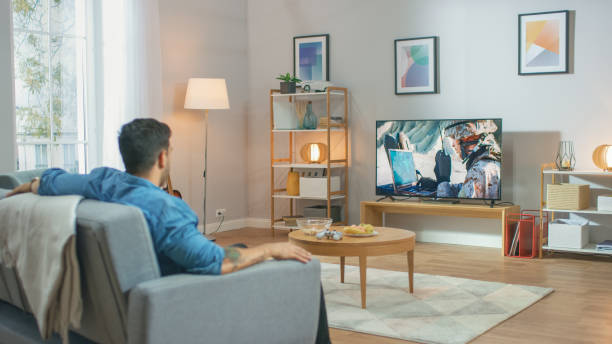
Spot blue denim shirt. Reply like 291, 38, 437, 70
38, 167, 225, 275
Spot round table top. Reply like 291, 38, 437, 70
288, 226, 415, 249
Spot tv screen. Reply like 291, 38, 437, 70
376, 119, 502, 200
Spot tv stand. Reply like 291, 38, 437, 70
360, 200, 520, 256
421, 198, 460, 204
376, 195, 397, 202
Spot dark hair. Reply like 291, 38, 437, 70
118, 118, 171, 174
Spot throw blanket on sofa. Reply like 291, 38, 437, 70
0, 193, 83, 343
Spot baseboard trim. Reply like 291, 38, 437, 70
197, 217, 271, 234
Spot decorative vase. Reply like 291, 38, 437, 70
555, 141, 576, 171
287, 171, 300, 196
280, 81, 296, 94
302, 101, 317, 129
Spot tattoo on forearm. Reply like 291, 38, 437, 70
224, 247, 243, 271
223, 247, 266, 272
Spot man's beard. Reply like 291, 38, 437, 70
159, 166, 170, 188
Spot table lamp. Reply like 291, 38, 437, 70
184, 78, 230, 240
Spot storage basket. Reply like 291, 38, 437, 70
546, 183, 590, 210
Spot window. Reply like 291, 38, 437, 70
12, 0, 88, 173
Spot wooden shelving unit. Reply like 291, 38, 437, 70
539, 163, 612, 257
269, 87, 349, 234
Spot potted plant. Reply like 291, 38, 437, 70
276, 73, 301, 94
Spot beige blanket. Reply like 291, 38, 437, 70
0, 193, 83, 343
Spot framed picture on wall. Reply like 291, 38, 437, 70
518, 10, 569, 75
294, 34, 329, 81
394, 36, 438, 95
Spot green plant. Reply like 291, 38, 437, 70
276, 72, 301, 83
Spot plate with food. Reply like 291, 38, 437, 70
343, 224, 378, 237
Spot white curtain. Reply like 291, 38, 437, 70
99, 0, 163, 170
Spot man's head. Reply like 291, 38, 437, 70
444, 120, 498, 160
118, 118, 171, 186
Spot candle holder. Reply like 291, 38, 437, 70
555, 141, 576, 171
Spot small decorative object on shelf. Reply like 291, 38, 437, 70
555, 140, 576, 170
592, 144, 612, 172
276, 72, 301, 94
301, 143, 327, 163
286, 171, 300, 196
302, 101, 317, 129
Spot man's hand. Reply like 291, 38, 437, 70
264, 242, 312, 263
5, 178, 39, 198
220, 242, 312, 274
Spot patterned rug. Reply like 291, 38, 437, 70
321, 263, 553, 344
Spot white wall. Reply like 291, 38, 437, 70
0, 0, 16, 172
158, 0, 249, 228
247, 0, 612, 247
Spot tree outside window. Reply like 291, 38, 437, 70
12, 0, 87, 173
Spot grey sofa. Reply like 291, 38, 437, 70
0, 171, 322, 344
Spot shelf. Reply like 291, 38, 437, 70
273, 222, 299, 230
272, 194, 345, 200
543, 169, 612, 176
272, 128, 345, 133
543, 207, 612, 215
543, 243, 612, 256
272, 163, 345, 169
271, 91, 345, 98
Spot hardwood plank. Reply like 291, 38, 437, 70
214, 227, 612, 344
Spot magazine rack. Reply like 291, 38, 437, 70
505, 210, 547, 258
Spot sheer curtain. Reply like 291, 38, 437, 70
99, 0, 163, 169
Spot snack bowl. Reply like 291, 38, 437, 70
296, 217, 333, 235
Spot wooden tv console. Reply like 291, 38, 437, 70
360, 201, 520, 256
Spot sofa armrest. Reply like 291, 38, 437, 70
127, 259, 321, 344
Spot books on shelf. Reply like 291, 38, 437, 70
596, 240, 612, 251
319, 116, 344, 128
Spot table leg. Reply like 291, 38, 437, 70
340, 256, 345, 283
407, 250, 414, 293
359, 255, 367, 309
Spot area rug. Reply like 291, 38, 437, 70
321, 263, 553, 344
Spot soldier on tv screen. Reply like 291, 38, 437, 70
436, 120, 501, 199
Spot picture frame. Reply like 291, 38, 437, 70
293, 34, 329, 82
518, 10, 569, 75
394, 36, 438, 95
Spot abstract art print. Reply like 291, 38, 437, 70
294, 34, 329, 81
519, 10, 569, 75
395, 36, 437, 95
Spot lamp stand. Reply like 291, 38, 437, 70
202, 109, 216, 242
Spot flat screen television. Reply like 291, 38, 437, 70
376, 118, 502, 200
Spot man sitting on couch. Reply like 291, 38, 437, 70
7, 118, 330, 343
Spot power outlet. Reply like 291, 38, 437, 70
215, 208, 226, 217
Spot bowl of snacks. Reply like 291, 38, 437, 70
296, 217, 333, 235
343, 223, 378, 237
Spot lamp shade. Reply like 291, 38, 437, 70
593, 144, 612, 171
300, 143, 328, 163
184, 78, 230, 110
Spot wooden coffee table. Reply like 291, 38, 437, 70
289, 226, 416, 309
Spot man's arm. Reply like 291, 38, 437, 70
6, 168, 102, 199
6, 177, 40, 197
221, 243, 312, 274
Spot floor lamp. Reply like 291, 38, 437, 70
184, 78, 230, 241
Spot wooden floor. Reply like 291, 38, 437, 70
214, 227, 612, 344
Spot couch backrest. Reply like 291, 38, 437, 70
0, 173, 161, 343
0, 169, 47, 189
74, 200, 161, 343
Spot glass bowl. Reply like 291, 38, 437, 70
296, 217, 333, 235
